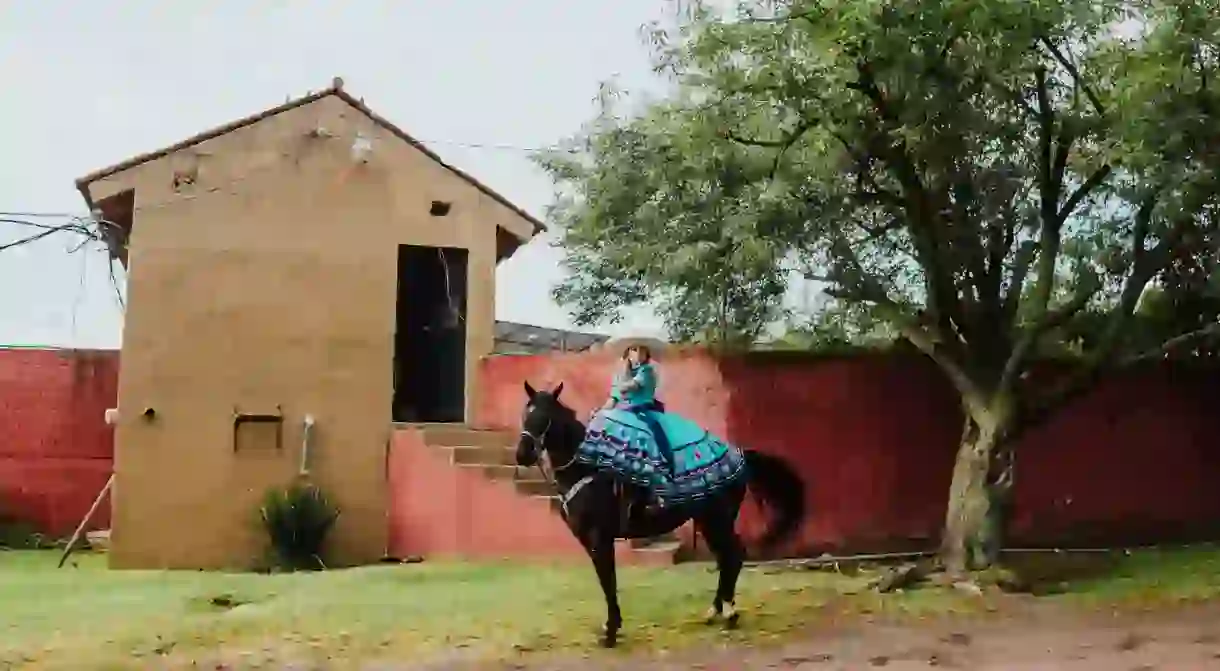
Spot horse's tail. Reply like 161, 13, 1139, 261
743, 449, 806, 551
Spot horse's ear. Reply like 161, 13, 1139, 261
524, 381, 537, 399
552, 382, 564, 399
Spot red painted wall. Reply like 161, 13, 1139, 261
388, 427, 586, 560
6, 344, 1219, 557
477, 348, 1220, 555
0, 348, 118, 537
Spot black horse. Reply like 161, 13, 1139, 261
516, 381, 807, 648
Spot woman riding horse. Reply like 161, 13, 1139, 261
601, 344, 674, 509
517, 381, 807, 648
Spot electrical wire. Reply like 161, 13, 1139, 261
0, 134, 567, 223
70, 243, 89, 341
108, 260, 126, 312
0, 131, 554, 323
436, 247, 465, 326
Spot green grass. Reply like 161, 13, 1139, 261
1, 546, 1218, 669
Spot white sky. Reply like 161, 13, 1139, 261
0, 1, 671, 349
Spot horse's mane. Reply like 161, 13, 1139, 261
534, 392, 584, 431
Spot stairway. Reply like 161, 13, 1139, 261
413, 424, 684, 565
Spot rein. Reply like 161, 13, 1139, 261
520, 417, 577, 488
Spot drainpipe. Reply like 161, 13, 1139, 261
300, 414, 315, 476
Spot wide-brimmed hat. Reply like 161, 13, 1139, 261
600, 336, 669, 358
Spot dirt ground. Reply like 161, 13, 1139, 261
434, 603, 1220, 671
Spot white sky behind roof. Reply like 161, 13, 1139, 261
0, 0, 675, 349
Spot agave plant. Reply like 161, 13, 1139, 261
259, 481, 339, 571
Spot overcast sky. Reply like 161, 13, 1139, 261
0, 1, 671, 349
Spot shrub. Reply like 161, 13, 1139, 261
259, 480, 339, 571
0, 516, 45, 549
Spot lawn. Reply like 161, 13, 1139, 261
1, 546, 1218, 669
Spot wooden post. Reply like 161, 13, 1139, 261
58, 473, 114, 568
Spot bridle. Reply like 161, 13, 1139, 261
520, 412, 577, 486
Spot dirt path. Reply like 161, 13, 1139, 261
441, 604, 1220, 670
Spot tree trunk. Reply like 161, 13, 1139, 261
941, 400, 1012, 577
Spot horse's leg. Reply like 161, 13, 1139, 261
695, 515, 725, 624
695, 498, 746, 629
582, 528, 622, 648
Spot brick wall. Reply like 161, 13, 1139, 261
0, 347, 118, 536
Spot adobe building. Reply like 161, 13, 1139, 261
76, 78, 543, 569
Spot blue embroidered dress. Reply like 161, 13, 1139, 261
578, 360, 748, 506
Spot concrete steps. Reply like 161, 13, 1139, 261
411, 423, 683, 565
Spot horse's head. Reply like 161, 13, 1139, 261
517, 380, 566, 467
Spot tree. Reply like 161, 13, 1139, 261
539, 83, 790, 344
539, 0, 1220, 579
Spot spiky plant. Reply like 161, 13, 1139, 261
259, 480, 339, 571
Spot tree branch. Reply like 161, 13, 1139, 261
849, 60, 965, 344
1038, 36, 1106, 116
1001, 239, 1038, 324
1010, 194, 1168, 434
746, 7, 821, 25
1023, 67, 1069, 347
997, 268, 1100, 394
1017, 321, 1220, 436
1091, 195, 1160, 359
723, 117, 819, 179
1057, 164, 1113, 223
822, 236, 985, 412
1042, 272, 1102, 332
1125, 322, 1220, 365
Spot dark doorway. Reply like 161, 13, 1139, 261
392, 245, 468, 423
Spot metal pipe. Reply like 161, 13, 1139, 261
300, 414, 315, 476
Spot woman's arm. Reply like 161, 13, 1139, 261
632, 364, 656, 391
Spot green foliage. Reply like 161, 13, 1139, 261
538, 83, 790, 342
542, 0, 1220, 567
765, 300, 902, 353
0, 515, 46, 550
541, 0, 1220, 378
259, 480, 339, 572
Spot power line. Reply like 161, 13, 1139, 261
0, 136, 565, 222
416, 138, 563, 153
70, 243, 89, 341
0, 133, 568, 224
0, 211, 84, 218
0, 215, 117, 254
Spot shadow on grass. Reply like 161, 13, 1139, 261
952, 544, 1220, 610
1001, 551, 1126, 595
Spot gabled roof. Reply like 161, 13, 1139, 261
74, 77, 545, 239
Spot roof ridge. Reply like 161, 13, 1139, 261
74, 77, 545, 236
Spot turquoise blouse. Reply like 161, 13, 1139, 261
611, 362, 658, 406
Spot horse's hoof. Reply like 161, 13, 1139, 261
703, 605, 721, 625
601, 632, 618, 648
723, 603, 740, 630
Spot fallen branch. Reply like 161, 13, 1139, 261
870, 559, 939, 593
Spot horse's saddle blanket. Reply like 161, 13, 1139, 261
576, 408, 747, 506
